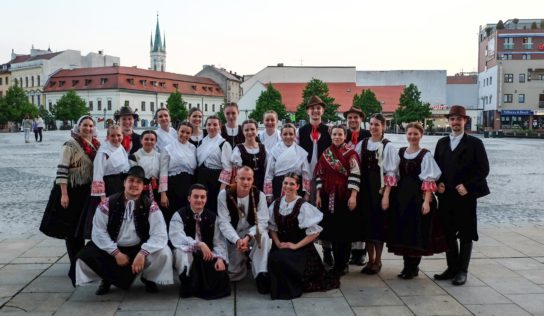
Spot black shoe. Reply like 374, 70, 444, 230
360, 263, 373, 274
349, 256, 366, 266
323, 248, 334, 267
452, 271, 467, 286
398, 268, 419, 280
179, 274, 192, 298
95, 280, 111, 295
256, 272, 270, 294
434, 268, 457, 280
141, 276, 159, 293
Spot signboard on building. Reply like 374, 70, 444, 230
500, 110, 532, 116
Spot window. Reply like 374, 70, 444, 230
0, 77, 2, 85
127, 78, 135, 85
503, 94, 513, 103
518, 94, 525, 103
160, 102, 164, 107
140, 80, 147, 86
489, 77, 492, 85
89, 101, 94, 111
37, 75, 40, 86
159, 82, 165, 88
37, 94, 41, 106
25, 77, 28, 87
125, 100, 129, 106
48, 101, 53, 111
522, 54, 531, 60
150, 102, 155, 112
173, 83, 179, 89
519, 74, 526, 83
107, 100, 112, 111
97, 100, 102, 111
522, 37, 533, 49
59, 81, 65, 87
500, 53, 512, 60
504, 74, 514, 83
212, 104, 215, 112
72, 80, 79, 86
100, 78, 108, 84
85, 79, 92, 85
205, 104, 208, 111
489, 95, 492, 104
5, 77, 8, 85
31, 76, 34, 87
31, 95, 34, 104
504, 37, 514, 49
141, 101, 146, 111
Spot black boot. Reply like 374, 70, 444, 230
141, 276, 159, 293
179, 273, 192, 298
399, 256, 420, 280
452, 241, 472, 286
256, 272, 270, 294
434, 239, 459, 280
95, 280, 111, 295
323, 247, 334, 267
349, 249, 365, 266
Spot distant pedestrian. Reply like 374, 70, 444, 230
35, 116, 44, 142
433, 105, 490, 286
22, 115, 32, 143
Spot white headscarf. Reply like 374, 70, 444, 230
71, 115, 97, 137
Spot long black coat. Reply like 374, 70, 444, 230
434, 133, 490, 240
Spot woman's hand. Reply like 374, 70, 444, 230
160, 192, 169, 208
381, 196, 389, 211
60, 194, 69, 209
422, 201, 431, 215
280, 242, 298, 250
315, 194, 322, 208
348, 195, 357, 211
304, 192, 311, 202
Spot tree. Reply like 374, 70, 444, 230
38, 106, 56, 130
352, 89, 382, 123
249, 84, 288, 123
496, 20, 505, 29
294, 78, 341, 123
0, 83, 37, 125
215, 108, 227, 124
540, 20, 544, 29
51, 90, 89, 126
531, 22, 538, 29
166, 90, 188, 128
393, 84, 432, 126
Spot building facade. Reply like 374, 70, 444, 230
43, 66, 225, 127
0, 63, 10, 97
478, 19, 544, 130
196, 65, 242, 103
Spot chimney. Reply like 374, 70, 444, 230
277, 63, 284, 67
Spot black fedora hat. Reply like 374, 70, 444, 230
306, 95, 326, 109
121, 166, 150, 185
114, 105, 139, 121
445, 105, 469, 119
343, 106, 365, 119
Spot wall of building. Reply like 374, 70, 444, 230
478, 66, 499, 111
238, 82, 267, 122
447, 84, 478, 109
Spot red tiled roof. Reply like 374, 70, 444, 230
44, 66, 225, 97
268, 83, 404, 113
447, 76, 477, 84
8, 51, 63, 64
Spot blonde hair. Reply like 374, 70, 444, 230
107, 124, 122, 136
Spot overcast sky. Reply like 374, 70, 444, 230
3, 0, 541, 76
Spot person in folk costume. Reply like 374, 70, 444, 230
231, 119, 267, 191
115, 105, 141, 155
221, 102, 245, 148
75, 166, 174, 295
188, 107, 207, 148
356, 114, 396, 275
297, 95, 334, 267
315, 125, 361, 276
433, 105, 490, 286
386, 122, 447, 279
196, 115, 233, 213
159, 121, 197, 224
129, 130, 160, 201
268, 173, 340, 300
79, 124, 130, 239
217, 167, 272, 294
264, 123, 312, 203
154, 108, 178, 152
257, 110, 281, 154
40, 116, 100, 285
170, 184, 230, 299
344, 106, 372, 267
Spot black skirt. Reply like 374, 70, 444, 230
359, 169, 386, 242
164, 172, 194, 224
195, 166, 221, 214
77, 241, 141, 290
185, 251, 231, 300
319, 191, 360, 243
269, 244, 339, 300
40, 182, 90, 239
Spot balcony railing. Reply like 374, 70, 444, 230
523, 43, 533, 49
503, 43, 514, 50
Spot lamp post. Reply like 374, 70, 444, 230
103, 108, 107, 128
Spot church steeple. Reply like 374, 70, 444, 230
150, 13, 166, 72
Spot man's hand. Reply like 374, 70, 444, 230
199, 242, 213, 261
131, 253, 146, 274
456, 184, 468, 196
215, 258, 226, 271
115, 252, 130, 267
438, 182, 446, 194
236, 237, 250, 252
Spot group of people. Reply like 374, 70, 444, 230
40, 97, 489, 301
21, 115, 44, 143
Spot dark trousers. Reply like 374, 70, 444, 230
403, 256, 421, 272
445, 235, 473, 273
34, 128, 43, 142
66, 237, 85, 285
331, 242, 350, 271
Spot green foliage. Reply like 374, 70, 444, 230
294, 78, 341, 123
541, 20, 544, 29
496, 20, 505, 29
249, 84, 288, 123
485, 26, 493, 37
216, 108, 227, 124
166, 90, 188, 126
531, 22, 538, 29
51, 90, 89, 124
352, 89, 382, 123
0, 83, 38, 124
393, 84, 432, 125
38, 106, 56, 130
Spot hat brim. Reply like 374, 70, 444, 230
445, 113, 469, 119
306, 102, 326, 109
114, 113, 139, 120
343, 110, 364, 119
121, 173, 151, 185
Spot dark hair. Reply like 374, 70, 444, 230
223, 102, 239, 111
331, 124, 347, 136
205, 115, 222, 126
281, 123, 296, 134
405, 122, 424, 135
370, 113, 386, 125
154, 107, 170, 119
178, 120, 194, 132
79, 116, 95, 125
188, 107, 203, 117
242, 119, 258, 131
283, 172, 301, 186
188, 183, 208, 196
141, 130, 157, 140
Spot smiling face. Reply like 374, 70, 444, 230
282, 176, 300, 198
448, 115, 466, 134
141, 133, 157, 152
281, 127, 296, 146
124, 175, 144, 199
243, 122, 257, 142
206, 118, 220, 137
307, 105, 324, 122
331, 127, 346, 146
369, 117, 384, 138
347, 113, 362, 131
107, 127, 123, 147
189, 110, 203, 129
79, 118, 94, 138
157, 109, 171, 129
178, 125, 192, 144
263, 113, 277, 130
188, 188, 207, 212
119, 116, 134, 134
236, 168, 254, 196
406, 127, 422, 147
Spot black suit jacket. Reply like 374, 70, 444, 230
346, 128, 371, 145
434, 133, 490, 199
129, 132, 141, 155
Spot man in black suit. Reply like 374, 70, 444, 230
433, 105, 490, 286
115, 105, 141, 155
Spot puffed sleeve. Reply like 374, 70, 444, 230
419, 152, 441, 192
55, 143, 72, 185
219, 142, 233, 184
267, 202, 278, 232
263, 154, 276, 196
91, 152, 107, 196
169, 212, 198, 252
297, 202, 323, 235
140, 202, 168, 256
212, 220, 228, 263
158, 150, 170, 193
383, 143, 400, 186
231, 146, 243, 168
91, 199, 118, 255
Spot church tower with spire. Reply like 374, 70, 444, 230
150, 14, 166, 72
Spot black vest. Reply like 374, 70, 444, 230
225, 185, 260, 229
359, 138, 390, 172
273, 198, 306, 243
106, 192, 151, 243
298, 123, 331, 163
221, 125, 245, 148
177, 207, 216, 250
346, 128, 371, 145
398, 147, 429, 180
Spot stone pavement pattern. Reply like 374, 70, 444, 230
1, 131, 544, 315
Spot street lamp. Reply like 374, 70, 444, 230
103, 108, 107, 128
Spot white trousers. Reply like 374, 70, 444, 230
227, 233, 272, 281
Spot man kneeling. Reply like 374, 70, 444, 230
218, 166, 272, 293
169, 184, 231, 299
75, 166, 173, 295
